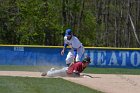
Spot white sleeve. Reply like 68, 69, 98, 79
64, 36, 68, 44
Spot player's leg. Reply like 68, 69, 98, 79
41, 68, 55, 76
75, 46, 85, 62
47, 67, 68, 77
65, 50, 74, 66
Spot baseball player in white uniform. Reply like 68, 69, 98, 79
61, 29, 85, 66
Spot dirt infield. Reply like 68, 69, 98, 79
0, 71, 140, 93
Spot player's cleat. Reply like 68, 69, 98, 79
41, 72, 47, 76
50, 68, 55, 71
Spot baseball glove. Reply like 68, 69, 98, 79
41, 72, 47, 76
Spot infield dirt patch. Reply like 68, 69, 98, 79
0, 71, 140, 93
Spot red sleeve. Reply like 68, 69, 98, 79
73, 62, 83, 73
67, 62, 83, 74
73, 64, 80, 73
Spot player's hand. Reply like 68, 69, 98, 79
72, 72, 80, 77
69, 45, 73, 50
61, 49, 65, 55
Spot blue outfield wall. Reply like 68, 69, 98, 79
0, 45, 140, 68
85, 48, 140, 68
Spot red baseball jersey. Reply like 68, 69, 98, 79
67, 62, 85, 74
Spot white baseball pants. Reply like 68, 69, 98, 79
65, 45, 85, 65
47, 67, 68, 77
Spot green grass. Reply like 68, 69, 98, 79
0, 65, 140, 75
0, 65, 53, 72
0, 76, 102, 93
0, 65, 139, 93
83, 67, 140, 75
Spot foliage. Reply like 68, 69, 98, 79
81, 10, 97, 46
0, 0, 140, 47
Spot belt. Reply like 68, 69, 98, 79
72, 45, 82, 50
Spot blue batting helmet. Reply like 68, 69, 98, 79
65, 29, 72, 36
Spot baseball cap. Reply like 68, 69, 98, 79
65, 29, 72, 36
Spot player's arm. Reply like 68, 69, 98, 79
61, 43, 68, 55
61, 36, 68, 55
72, 70, 80, 77
71, 64, 81, 77
61, 43, 73, 56
67, 69, 80, 77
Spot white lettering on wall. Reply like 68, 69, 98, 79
108, 51, 119, 66
119, 52, 129, 66
14, 47, 24, 51
87, 49, 140, 68
131, 52, 140, 67
97, 51, 106, 66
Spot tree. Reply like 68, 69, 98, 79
0, 0, 140, 47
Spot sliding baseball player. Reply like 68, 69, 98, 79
41, 56, 91, 77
